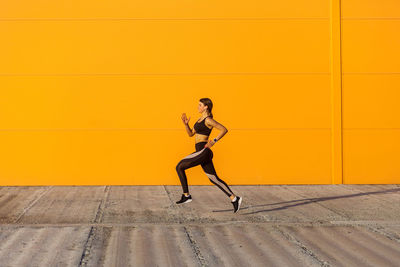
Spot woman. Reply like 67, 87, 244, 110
175, 98, 242, 213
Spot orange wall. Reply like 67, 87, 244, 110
341, 0, 400, 183
0, 1, 398, 185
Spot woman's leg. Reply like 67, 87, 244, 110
201, 158, 234, 198
176, 147, 209, 195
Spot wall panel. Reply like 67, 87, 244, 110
341, 1, 400, 183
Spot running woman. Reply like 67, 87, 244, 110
175, 98, 242, 213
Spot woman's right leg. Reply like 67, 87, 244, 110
201, 156, 242, 213
201, 159, 235, 197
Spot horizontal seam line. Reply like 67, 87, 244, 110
0, 221, 399, 227
343, 73, 400, 75
342, 17, 400, 20
2, 128, 399, 131
343, 128, 400, 130
0, 17, 398, 22
3, 73, 400, 76
0, 73, 331, 76
0, 18, 330, 21
0, 128, 332, 131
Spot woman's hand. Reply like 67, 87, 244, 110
204, 139, 215, 148
181, 113, 190, 125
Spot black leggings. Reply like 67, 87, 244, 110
176, 142, 234, 197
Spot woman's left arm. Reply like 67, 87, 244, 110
204, 118, 228, 148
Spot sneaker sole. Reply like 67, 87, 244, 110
177, 199, 192, 204
234, 197, 243, 213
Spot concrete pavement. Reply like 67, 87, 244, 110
0, 185, 400, 266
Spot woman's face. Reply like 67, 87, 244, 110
198, 102, 207, 113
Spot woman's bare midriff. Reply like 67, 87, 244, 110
195, 134, 209, 144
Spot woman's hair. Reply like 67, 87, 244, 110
199, 98, 213, 118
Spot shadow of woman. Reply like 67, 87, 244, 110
211, 187, 400, 215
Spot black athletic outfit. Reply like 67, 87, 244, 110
176, 116, 234, 197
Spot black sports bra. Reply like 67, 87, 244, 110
194, 116, 212, 136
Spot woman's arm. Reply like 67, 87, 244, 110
206, 117, 228, 142
181, 113, 195, 137
184, 123, 196, 137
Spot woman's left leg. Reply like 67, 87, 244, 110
176, 147, 209, 195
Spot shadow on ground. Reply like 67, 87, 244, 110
212, 188, 400, 214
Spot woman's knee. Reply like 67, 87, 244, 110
205, 148, 213, 158
208, 177, 217, 185
176, 161, 186, 172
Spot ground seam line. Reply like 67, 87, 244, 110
163, 186, 208, 266
274, 225, 330, 266
14, 186, 54, 223
78, 185, 110, 267
363, 225, 400, 245
284, 186, 350, 220
183, 226, 208, 267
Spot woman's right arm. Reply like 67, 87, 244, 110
182, 113, 195, 137
185, 123, 195, 137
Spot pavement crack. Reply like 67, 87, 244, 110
363, 225, 400, 244
15, 186, 54, 223
79, 186, 110, 267
3, 221, 399, 228
78, 226, 97, 267
163, 185, 185, 224
274, 225, 330, 267
163, 185, 175, 205
164, 187, 207, 265
341, 186, 400, 207
284, 186, 350, 220
183, 226, 208, 267
93, 185, 110, 223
